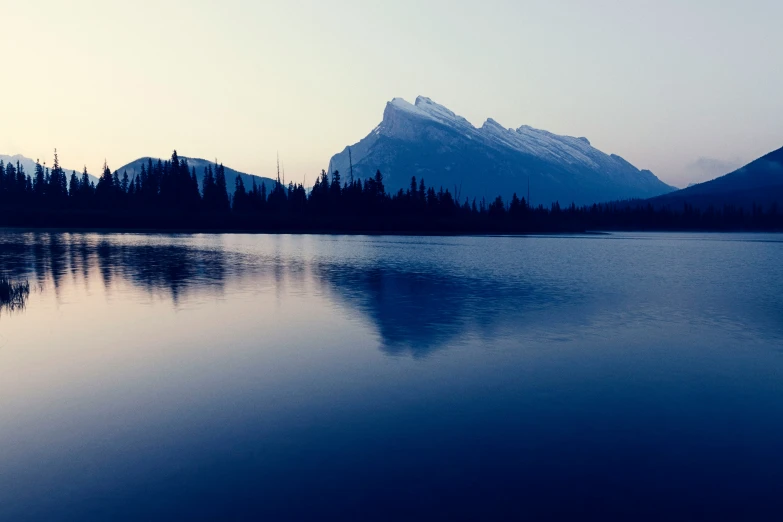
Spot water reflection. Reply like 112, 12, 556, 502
0, 232, 572, 354
313, 262, 578, 356
0, 233, 231, 305
1, 231, 782, 522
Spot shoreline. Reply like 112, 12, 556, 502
0, 225, 597, 237
2, 226, 779, 237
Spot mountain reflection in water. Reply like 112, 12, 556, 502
0, 232, 579, 355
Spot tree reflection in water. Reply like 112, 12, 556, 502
0, 232, 579, 354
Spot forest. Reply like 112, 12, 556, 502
0, 150, 780, 232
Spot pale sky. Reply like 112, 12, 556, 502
2, 0, 781, 188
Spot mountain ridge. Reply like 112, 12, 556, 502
329, 96, 675, 206
647, 145, 783, 210
116, 156, 280, 196
0, 154, 101, 185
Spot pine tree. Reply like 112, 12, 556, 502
50, 149, 67, 200
233, 174, 247, 212
202, 165, 217, 210
215, 163, 230, 211
0, 160, 5, 202
330, 170, 342, 210
33, 160, 45, 197
80, 167, 90, 191
509, 193, 522, 219
139, 163, 148, 197
80, 166, 94, 201
95, 160, 114, 205
69, 171, 79, 198
189, 165, 201, 208
3, 162, 13, 197
44, 166, 51, 197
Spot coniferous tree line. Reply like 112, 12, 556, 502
0, 150, 780, 232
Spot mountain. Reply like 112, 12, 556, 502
328, 96, 674, 206
0, 154, 100, 185
116, 156, 280, 196
648, 146, 783, 210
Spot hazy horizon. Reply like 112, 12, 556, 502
2, 0, 781, 189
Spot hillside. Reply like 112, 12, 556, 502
649, 146, 783, 210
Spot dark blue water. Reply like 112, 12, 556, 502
0, 231, 781, 521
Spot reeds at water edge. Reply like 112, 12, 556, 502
0, 277, 30, 312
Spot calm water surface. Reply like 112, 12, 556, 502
0, 231, 782, 521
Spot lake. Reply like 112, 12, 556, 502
0, 231, 782, 521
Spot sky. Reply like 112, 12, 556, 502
1, 0, 781, 188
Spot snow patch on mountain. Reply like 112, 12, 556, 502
385, 97, 633, 173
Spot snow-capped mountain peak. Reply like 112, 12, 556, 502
389, 97, 427, 118
387, 96, 476, 133
330, 96, 674, 205
387, 96, 605, 168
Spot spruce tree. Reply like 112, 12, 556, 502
233, 174, 247, 212
202, 165, 217, 210
95, 161, 114, 205
0, 160, 5, 202
50, 149, 67, 200
80, 166, 90, 191
330, 170, 341, 210
69, 171, 79, 198
33, 160, 45, 197
215, 163, 229, 211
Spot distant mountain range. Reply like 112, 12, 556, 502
0, 154, 100, 185
116, 157, 279, 196
328, 96, 675, 206
9, 137, 781, 212
1, 154, 279, 197
648, 146, 783, 210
